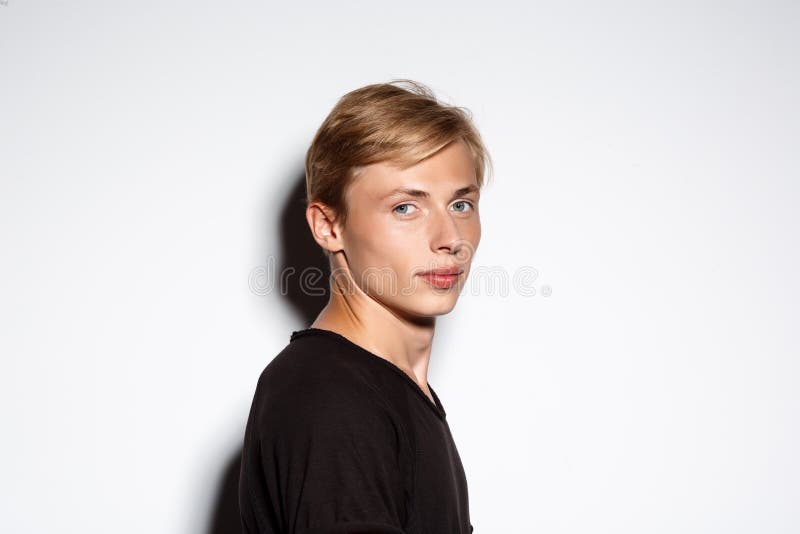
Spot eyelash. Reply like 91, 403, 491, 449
392, 201, 475, 216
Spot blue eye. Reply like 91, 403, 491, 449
451, 201, 473, 212
394, 203, 418, 215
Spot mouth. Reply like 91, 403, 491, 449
417, 267, 464, 289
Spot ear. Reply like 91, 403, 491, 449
306, 201, 344, 254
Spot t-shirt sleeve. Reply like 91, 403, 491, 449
240, 377, 413, 534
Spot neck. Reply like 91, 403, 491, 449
310, 259, 436, 393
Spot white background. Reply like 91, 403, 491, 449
1, 1, 798, 533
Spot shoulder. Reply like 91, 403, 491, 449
240, 333, 417, 532
255, 332, 381, 410
251, 333, 408, 446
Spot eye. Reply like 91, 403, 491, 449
451, 200, 474, 213
393, 203, 418, 216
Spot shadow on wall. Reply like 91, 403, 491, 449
205, 171, 330, 534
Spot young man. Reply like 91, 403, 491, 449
239, 80, 491, 534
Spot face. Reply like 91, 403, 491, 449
337, 139, 481, 320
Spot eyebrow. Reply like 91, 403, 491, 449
381, 184, 479, 201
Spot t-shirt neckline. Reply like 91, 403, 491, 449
290, 327, 447, 419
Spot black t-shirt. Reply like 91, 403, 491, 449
238, 327, 474, 534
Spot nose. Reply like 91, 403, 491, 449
432, 208, 468, 259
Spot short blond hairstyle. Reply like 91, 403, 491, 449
304, 79, 492, 229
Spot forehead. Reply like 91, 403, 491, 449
348, 140, 478, 201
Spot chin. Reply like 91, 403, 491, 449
397, 295, 460, 319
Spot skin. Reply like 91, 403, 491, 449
306, 138, 481, 406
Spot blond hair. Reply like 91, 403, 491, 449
304, 79, 492, 229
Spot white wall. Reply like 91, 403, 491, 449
1, 1, 798, 533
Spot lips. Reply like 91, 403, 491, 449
418, 266, 463, 276
417, 267, 464, 289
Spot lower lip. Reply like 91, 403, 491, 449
419, 272, 461, 289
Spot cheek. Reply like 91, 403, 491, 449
458, 218, 481, 262
467, 216, 481, 243
346, 216, 417, 277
